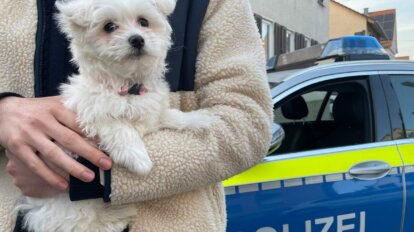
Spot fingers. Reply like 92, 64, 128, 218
6, 150, 66, 198
50, 98, 113, 170
28, 133, 97, 183
9, 145, 69, 191
44, 121, 113, 171
51, 105, 84, 135
1, 96, 112, 191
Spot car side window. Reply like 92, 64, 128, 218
389, 75, 414, 138
274, 91, 337, 123
271, 78, 373, 155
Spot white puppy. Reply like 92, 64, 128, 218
16, 0, 210, 231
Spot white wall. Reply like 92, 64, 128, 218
249, 0, 330, 43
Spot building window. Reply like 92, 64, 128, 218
318, 0, 325, 6
304, 37, 311, 48
286, 30, 295, 53
261, 19, 275, 61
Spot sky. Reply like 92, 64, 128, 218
336, 0, 414, 59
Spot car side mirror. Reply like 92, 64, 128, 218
268, 123, 285, 155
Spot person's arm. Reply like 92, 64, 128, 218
107, 0, 272, 204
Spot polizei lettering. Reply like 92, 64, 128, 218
256, 211, 366, 232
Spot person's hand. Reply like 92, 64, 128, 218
0, 96, 112, 192
6, 150, 66, 197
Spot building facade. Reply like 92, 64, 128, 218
329, 1, 398, 57
330, 1, 367, 39
249, 0, 330, 61
369, 9, 398, 55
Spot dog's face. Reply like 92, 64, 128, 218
56, 0, 176, 70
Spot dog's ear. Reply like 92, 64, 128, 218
152, 0, 177, 16
55, 0, 94, 37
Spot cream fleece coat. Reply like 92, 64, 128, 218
0, 0, 272, 231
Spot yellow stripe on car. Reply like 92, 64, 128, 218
397, 143, 414, 165
224, 145, 402, 187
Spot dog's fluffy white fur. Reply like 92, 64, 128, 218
16, 0, 211, 231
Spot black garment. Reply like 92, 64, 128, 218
13, 212, 24, 232
12, 0, 210, 231
0, 92, 23, 100
14, 213, 129, 232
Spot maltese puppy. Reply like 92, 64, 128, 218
16, 0, 210, 231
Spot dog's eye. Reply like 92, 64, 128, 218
104, 22, 118, 33
138, 18, 149, 27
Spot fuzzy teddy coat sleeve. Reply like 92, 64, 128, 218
109, 0, 273, 204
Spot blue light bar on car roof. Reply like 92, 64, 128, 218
268, 36, 390, 73
320, 36, 388, 58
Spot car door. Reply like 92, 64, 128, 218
225, 73, 404, 232
380, 72, 414, 232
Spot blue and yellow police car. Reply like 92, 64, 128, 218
224, 36, 414, 232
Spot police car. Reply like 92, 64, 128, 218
224, 36, 414, 232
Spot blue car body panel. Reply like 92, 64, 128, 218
226, 173, 404, 232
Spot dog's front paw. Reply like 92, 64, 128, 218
126, 147, 153, 176
161, 109, 213, 132
113, 147, 153, 176
184, 112, 212, 131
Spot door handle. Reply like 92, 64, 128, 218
348, 161, 391, 180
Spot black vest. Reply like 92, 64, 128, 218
15, 0, 209, 231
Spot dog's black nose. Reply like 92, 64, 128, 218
129, 35, 145, 49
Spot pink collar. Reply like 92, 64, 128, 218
118, 83, 148, 96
